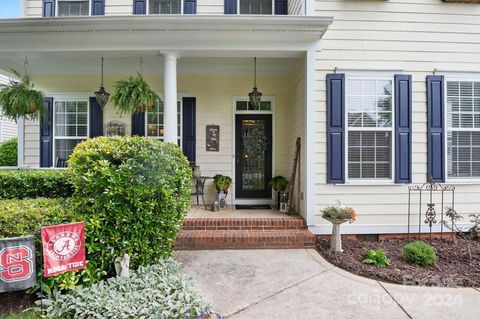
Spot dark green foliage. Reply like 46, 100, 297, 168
269, 176, 289, 192
110, 73, 157, 114
67, 136, 191, 280
213, 174, 232, 192
0, 69, 45, 121
403, 241, 437, 267
0, 169, 73, 199
0, 137, 18, 166
362, 249, 391, 267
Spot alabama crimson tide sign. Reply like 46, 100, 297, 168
0, 235, 36, 292
41, 222, 86, 277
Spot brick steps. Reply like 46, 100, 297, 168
175, 229, 316, 250
181, 217, 306, 231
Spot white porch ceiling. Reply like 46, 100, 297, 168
0, 15, 331, 77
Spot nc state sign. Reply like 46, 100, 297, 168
41, 222, 86, 277
0, 235, 36, 293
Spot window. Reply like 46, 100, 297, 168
54, 100, 88, 165
149, 0, 181, 14
239, 0, 272, 14
146, 99, 182, 145
346, 78, 394, 180
236, 100, 272, 111
57, 0, 89, 16
446, 81, 480, 179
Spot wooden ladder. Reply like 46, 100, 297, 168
287, 137, 301, 215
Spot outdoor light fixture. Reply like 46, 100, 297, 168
94, 57, 110, 109
248, 57, 262, 110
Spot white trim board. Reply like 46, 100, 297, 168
309, 223, 473, 235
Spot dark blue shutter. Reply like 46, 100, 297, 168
184, 0, 197, 14
40, 97, 53, 167
182, 97, 196, 163
89, 97, 103, 138
131, 112, 145, 136
133, 0, 146, 14
224, 0, 237, 14
275, 0, 288, 15
43, 0, 55, 17
92, 0, 105, 15
427, 75, 445, 182
394, 74, 412, 183
326, 74, 345, 184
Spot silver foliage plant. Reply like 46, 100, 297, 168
39, 259, 212, 319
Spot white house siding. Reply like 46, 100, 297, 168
196, 0, 224, 15
312, 0, 480, 234
23, 70, 302, 204
0, 117, 17, 142
25, 0, 42, 17
288, 0, 304, 15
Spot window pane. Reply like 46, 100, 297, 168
447, 81, 480, 129
347, 79, 393, 128
240, 0, 272, 14
55, 101, 88, 138
146, 99, 181, 138
55, 139, 84, 164
348, 131, 391, 180
58, 1, 89, 17
448, 131, 480, 178
150, 0, 181, 14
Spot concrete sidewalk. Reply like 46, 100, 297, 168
175, 249, 480, 319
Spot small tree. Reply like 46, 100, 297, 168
442, 207, 480, 260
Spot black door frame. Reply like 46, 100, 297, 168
235, 114, 273, 199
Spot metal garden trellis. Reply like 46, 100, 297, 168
407, 178, 455, 240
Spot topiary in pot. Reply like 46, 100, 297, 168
0, 69, 45, 121
269, 176, 289, 192
110, 73, 157, 114
213, 174, 232, 192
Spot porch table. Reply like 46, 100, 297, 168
192, 176, 213, 210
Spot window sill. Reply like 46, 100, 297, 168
335, 181, 400, 186
445, 179, 480, 185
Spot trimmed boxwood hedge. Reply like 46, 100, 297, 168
0, 137, 18, 166
0, 169, 73, 199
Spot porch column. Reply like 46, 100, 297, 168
162, 52, 178, 144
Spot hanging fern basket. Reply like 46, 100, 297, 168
0, 69, 45, 121
111, 73, 157, 114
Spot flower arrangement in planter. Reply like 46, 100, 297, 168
213, 174, 232, 209
110, 73, 157, 114
322, 205, 356, 252
269, 176, 289, 211
0, 69, 45, 121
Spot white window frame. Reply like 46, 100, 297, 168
56, 0, 91, 17
345, 75, 395, 184
236, 0, 275, 15
145, 96, 183, 147
51, 94, 90, 166
146, 0, 184, 15
444, 75, 480, 183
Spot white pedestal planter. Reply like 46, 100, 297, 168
325, 218, 349, 252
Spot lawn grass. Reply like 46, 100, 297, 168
0, 310, 40, 319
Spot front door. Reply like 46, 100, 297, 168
235, 114, 272, 199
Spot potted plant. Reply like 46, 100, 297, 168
0, 69, 45, 121
110, 73, 157, 114
269, 176, 289, 210
321, 205, 356, 252
213, 174, 232, 209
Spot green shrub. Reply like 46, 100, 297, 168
0, 169, 73, 199
68, 136, 191, 280
0, 198, 69, 238
0, 137, 17, 166
362, 249, 391, 267
403, 241, 437, 267
40, 260, 212, 319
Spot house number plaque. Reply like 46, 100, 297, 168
206, 125, 220, 152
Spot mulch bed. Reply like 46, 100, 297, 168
316, 237, 480, 287
0, 291, 36, 315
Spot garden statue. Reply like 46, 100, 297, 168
115, 253, 131, 278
